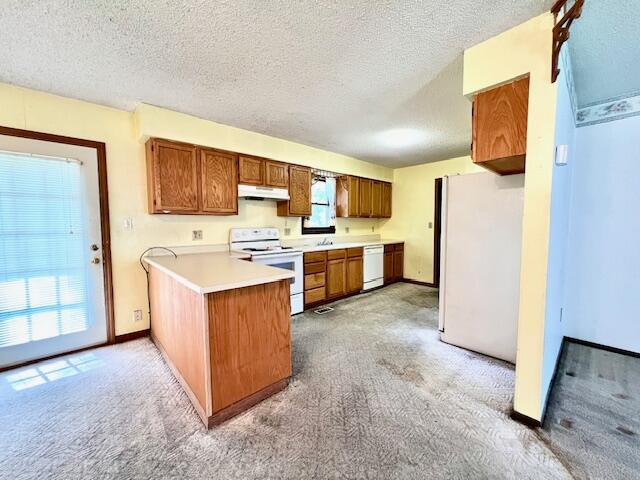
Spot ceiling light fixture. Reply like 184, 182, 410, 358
376, 128, 428, 149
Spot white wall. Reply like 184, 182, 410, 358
541, 55, 576, 405
562, 114, 640, 354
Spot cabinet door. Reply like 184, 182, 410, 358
359, 178, 372, 217
264, 160, 288, 188
393, 250, 404, 280
348, 176, 360, 217
472, 77, 529, 175
200, 148, 238, 214
383, 252, 394, 284
281, 165, 312, 216
326, 258, 346, 299
147, 139, 199, 213
346, 256, 363, 294
381, 182, 392, 218
371, 181, 382, 218
238, 155, 264, 185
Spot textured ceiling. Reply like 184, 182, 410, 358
569, 0, 640, 107
0, 1, 551, 167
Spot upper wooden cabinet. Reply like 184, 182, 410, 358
238, 155, 264, 185
146, 139, 200, 214
278, 165, 312, 217
336, 176, 360, 217
472, 77, 529, 175
381, 182, 392, 218
200, 148, 238, 214
359, 178, 372, 217
336, 175, 391, 219
264, 160, 289, 188
146, 138, 238, 215
371, 181, 382, 218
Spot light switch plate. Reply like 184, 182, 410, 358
192, 230, 203, 241
345, 227, 350, 234
555, 144, 568, 166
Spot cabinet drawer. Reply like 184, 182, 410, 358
347, 247, 363, 258
304, 251, 327, 264
394, 243, 404, 251
305, 286, 326, 305
305, 272, 325, 290
327, 249, 347, 260
305, 261, 326, 275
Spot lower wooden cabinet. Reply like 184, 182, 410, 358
346, 254, 363, 294
326, 249, 347, 300
384, 243, 404, 284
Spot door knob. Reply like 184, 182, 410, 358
91, 257, 101, 264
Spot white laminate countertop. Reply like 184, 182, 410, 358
295, 239, 404, 253
143, 252, 295, 295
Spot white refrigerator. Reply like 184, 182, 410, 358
438, 172, 524, 363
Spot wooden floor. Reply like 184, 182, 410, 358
541, 341, 640, 479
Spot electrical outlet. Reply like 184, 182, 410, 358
133, 309, 143, 323
123, 217, 134, 231
284, 227, 291, 236
192, 230, 203, 241
345, 227, 350, 234
371, 226, 375, 232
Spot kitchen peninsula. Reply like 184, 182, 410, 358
144, 252, 294, 428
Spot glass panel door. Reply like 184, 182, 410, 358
0, 135, 106, 369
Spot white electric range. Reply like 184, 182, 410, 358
229, 228, 303, 314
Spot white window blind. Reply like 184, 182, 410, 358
0, 151, 90, 348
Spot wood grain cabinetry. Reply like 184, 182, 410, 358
346, 248, 363, 294
359, 178, 372, 217
146, 138, 238, 215
200, 148, 238, 214
337, 175, 391, 219
278, 165, 312, 217
326, 249, 347, 299
371, 181, 382, 218
238, 155, 264, 185
304, 251, 327, 307
472, 77, 529, 175
381, 182, 392, 218
264, 160, 289, 188
384, 243, 404, 284
146, 138, 200, 213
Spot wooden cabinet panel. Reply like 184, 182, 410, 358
381, 182, 392, 218
359, 178, 372, 217
394, 243, 404, 251
200, 148, 238, 214
304, 272, 325, 290
472, 77, 529, 175
336, 176, 360, 217
327, 249, 347, 261
278, 165, 311, 216
326, 258, 346, 299
147, 139, 199, 213
371, 181, 382, 218
208, 280, 291, 413
384, 252, 394, 284
238, 155, 264, 185
264, 160, 288, 188
304, 251, 327, 264
346, 256, 363, 294
347, 247, 363, 258
305, 286, 326, 305
304, 261, 326, 275
393, 250, 404, 281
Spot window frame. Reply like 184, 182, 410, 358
301, 176, 336, 235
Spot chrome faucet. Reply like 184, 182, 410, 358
318, 237, 333, 246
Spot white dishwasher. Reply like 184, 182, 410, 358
363, 245, 384, 290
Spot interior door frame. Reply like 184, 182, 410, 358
432, 177, 443, 288
0, 125, 115, 347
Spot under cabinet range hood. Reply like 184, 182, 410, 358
238, 184, 290, 200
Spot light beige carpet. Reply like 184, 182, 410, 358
0, 283, 574, 479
